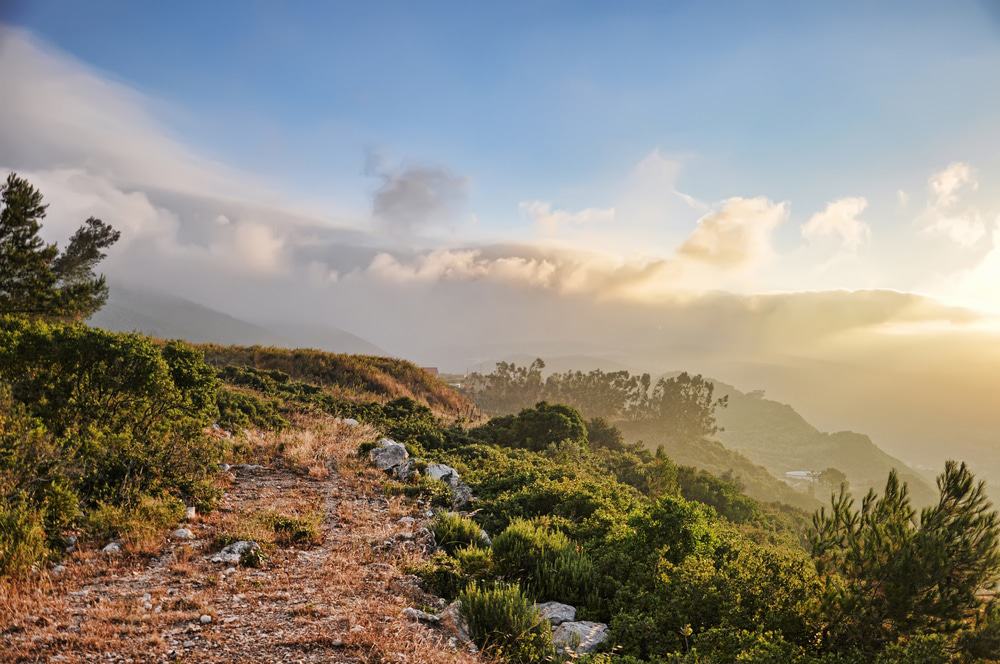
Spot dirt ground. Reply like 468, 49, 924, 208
0, 420, 482, 664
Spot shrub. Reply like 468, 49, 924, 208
492, 518, 596, 607
216, 388, 288, 432
265, 511, 322, 546
0, 498, 49, 577
86, 495, 186, 551
431, 511, 487, 554
475, 401, 588, 452
459, 581, 554, 664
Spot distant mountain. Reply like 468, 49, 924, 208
712, 381, 938, 507
90, 287, 384, 355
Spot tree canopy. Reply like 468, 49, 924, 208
0, 172, 119, 320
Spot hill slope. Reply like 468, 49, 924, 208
90, 286, 383, 355
713, 381, 937, 506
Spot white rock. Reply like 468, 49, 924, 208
402, 607, 440, 624
185, 506, 197, 521
424, 464, 474, 508
341, 418, 359, 426
370, 439, 408, 467
219, 463, 231, 472
199, 614, 212, 624
397, 516, 416, 527
536, 601, 576, 626
552, 620, 609, 655
210, 540, 260, 565
440, 601, 473, 646
172, 528, 196, 540
51, 564, 67, 577
223, 566, 237, 575
425, 463, 457, 481
143, 602, 153, 611
102, 542, 122, 554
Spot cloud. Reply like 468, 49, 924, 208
366, 151, 468, 234
921, 162, 986, 246
802, 197, 870, 252
677, 197, 788, 268
520, 200, 616, 234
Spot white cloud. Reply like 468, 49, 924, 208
678, 197, 788, 269
921, 162, 986, 247
520, 200, 615, 234
802, 197, 871, 252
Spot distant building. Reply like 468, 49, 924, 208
421, 367, 439, 376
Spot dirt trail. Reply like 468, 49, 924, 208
0, 425, 480, 664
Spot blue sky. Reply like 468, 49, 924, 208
7, 0, 1000, 237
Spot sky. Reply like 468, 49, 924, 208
2, 2, 1000, 476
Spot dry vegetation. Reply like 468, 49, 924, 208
0, 416, 483, 663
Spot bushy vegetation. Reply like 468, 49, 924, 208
431, 511, 488, 554
459, 581, 554, 663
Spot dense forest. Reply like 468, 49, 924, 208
2, 174, 1000, 662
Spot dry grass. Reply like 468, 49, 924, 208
0, 414, 483, 663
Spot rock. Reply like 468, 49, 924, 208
172, 528, 196, 540
402, 607, 440, 624
199, 614, 212, 624
397, 516, 416, 527
424, 463, 474, 508
102, 542, 122, 554
536, 601, 576, 626
219, 463, 231, 472
341, 418, 359, 426
223, 566, 237, 576
439, 601, 473, 647
392, 458, 417, 481
552, 620, 609, 655
232, 463, 263, 472
210, 540, 260, 565
370, 438, 408, 470
50, 564, 67, 577
185, 506, 197, 521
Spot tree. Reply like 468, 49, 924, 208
0, 172, 119, 320
809, 461, 1000, 652
817, 467, 847, 493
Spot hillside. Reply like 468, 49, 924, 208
90, 286, 383, 355
712, 381, 938, 506
201, 344, 476, 418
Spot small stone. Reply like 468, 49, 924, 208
172, 528, 195, 540
210, 540, 259, 565
143, 602, 153, 611
185, 506, 197, 521
219, 463, 231, 472
142, 593, 152, 602
102, 542, 122, 554
341, 418, 359, 426
402, 607, 440, 624
199, 614, 212, 624
223, 566, 237, 575
51, 564, 66, 577
183, 640, 196, 648
397, 516, 416, 527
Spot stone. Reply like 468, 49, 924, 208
102, 542, 122, 554
219, 463, 231, 472
369, 438, 409, 471
423, 463, 474, 508
552, 620, 609, 655
397, 516, 416, 527
172, 528, 196, 540
425, 463, 457, 482
341, 418, 359, 426
185, 506, 197, 521
536, 601, 576, 626
199, 614, 212, 624
210, 540, 260, 565
439, 601, 472, 646
50, 564, 67, 577
402, 607, 440, 624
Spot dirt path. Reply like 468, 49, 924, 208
0, 422, 480, 664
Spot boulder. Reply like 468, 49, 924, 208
210, 540, 260, 565
369, 439, 410, 475
552, 620, 609, 655
102, 542, 122, 554
341, 418, 359, 427
172, 528, 196, 540
536, 601, 576, 626
439, 600, 473, 647
423, 463, 474, 508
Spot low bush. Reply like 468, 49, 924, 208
431, 511, 487, 554
85, 495, 186, 552
216, 388, 288, 432
459, 581, 554, 664
492, 518, 596, 607
0, 498, 49, 577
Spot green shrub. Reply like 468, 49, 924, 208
431, 511, 487, 554
85, 495, 185, 549
492, 518, 596, 607
264, 511, 322, 546
0, 498, 49, 577
475, 401, 588, 452
459, 581, 554, 664
216, 388, 288, 432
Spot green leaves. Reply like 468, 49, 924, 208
0, 173, 119, 321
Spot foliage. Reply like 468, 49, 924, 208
459, 581, 554, 664
431, 511, 487, 554
474, 401, 589, 452
0, 172, 119, 320
492, 518, 597, 607
809, 461, 1000, 653
216, 387, 288, 432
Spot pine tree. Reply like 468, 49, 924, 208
0, 173, 119, 320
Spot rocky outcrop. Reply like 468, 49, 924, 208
424, 463, 473, 509
210, 540, 260, 565
552, 620, 609, 655
369, 439, 416, 480
535, 601, 576, 626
